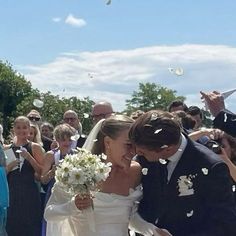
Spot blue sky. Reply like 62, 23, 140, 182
1, 0, 236, 112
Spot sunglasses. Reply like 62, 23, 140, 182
28, 116, 41, 122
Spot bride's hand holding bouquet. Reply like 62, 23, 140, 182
55, 148, 112, 231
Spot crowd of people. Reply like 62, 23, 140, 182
0, 90, 236, 236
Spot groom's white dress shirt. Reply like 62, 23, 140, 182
166, 134, 187, 181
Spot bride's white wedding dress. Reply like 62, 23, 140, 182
45, 183, 157, 236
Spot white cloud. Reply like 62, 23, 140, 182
65, 14, 86, 27
18, 44, 236, 112
52, 17, 61, 23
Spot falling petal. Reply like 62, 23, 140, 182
106, 0, 112, 5
201, 168, 208, 175
232, 185, 236, 192
83, 113, 89, 118
160, 145, 168, 149
186, 210, 194, 217
155, 218, 159, 224
81, 134, 86, 138
175, 67, 184, 76
224, 113, 228, 122
178, 148, 183, 152
93, 139, 98, 142
150, 113, 158, 121
16, 150, 22, 153
159, 159, 167, 164
71, 134, 80, 141
154, 129, 162, 134
157, 94, 162, 100
33, 99, 44, 108
142, 168, 148, 175
168, 67, 174, 73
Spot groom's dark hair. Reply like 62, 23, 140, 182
129, 110, 181, 150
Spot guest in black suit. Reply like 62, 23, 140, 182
201, 91, 236, 137
129, 110, 236, 236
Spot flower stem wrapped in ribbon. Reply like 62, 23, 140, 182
55, 148, 112, 231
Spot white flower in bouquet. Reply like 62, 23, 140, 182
55, 148, 112, 196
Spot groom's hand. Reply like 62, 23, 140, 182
155, 228, 173, 236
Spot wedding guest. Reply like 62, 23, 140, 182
200, 90, 236, 137
63, 110, 86, 148
168, 100, 188, 113
41, 123, 76, 236
5, 116, 44, 236
40, 122, 54, 139
187, 106, 203, 130
44, 115, 167, 236
29, 123, 43, 147
0, 144, 8, 236
91, 101, 114, 124
129, 110, 236, 236
27, 109, 42, 123
40, 122, 54, 152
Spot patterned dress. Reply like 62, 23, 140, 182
6, 142, 42, 236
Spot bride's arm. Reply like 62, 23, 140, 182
44, 183, 81, 221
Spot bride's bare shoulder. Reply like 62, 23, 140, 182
130, 161, 142, 187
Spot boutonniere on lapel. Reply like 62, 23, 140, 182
177, 174, 196, 196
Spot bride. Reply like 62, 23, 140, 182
44, 115, 170, 236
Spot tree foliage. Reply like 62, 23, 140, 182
0, 61, 94, 137
125, 82, 185, 114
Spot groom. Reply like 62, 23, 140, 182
129, 110, 236, 236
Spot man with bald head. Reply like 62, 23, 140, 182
91, 101, 114, 124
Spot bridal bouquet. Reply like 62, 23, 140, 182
55, 148, 112, 195
55, 148, 112, 232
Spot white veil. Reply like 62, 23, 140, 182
82, 119, 105, 152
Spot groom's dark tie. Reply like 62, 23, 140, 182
160, 160, 170, 186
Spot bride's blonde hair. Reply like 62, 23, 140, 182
91, 115, 134, 155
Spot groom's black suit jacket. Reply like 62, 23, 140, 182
136, 136, 236, 236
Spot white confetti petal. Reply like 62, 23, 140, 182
16, 150, 22, 153
201, 168, 208, 175
159, 159, 167, 164
150, 113, 158, 121
83, 113, 89, 118
33, 99, 44, 108
224, 113, 228, 122
186, 210, 194, 217
93, 139, 98, 142
71, 134, 80, 141
157, 95, 162, 100
168, 67, 174, 73
178, 148, 183, 152
81, 134, 86, 138
142, 168, 148, 175
160, 145, 168, 149
175, 67, 184, 76
154, 129, 162, 134
232, 185, 236, 192
155, 218, 159, 224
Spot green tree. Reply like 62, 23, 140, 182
17, 92, 94, 134
0, 61, 35, 136
0, 61, 94, 138
125, 82, 185, 114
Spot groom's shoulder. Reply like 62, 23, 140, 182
186, 138, 224, 167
